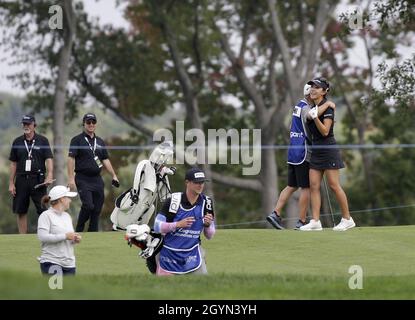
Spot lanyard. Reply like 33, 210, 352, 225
84, 136, 97, 156
24, 139, 35, 159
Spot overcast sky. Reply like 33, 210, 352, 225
0, 0, 128, 95
0, 1, 412, 96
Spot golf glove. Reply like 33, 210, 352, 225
309, 107, 318, 119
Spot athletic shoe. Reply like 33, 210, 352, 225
266, 212, 285, 230
294, 219, 307, 230
299, 219, 322, 231
333, 217, 356, 231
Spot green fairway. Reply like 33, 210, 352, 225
1, 226, 415, 299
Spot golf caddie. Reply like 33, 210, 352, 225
153, 167, 215, 275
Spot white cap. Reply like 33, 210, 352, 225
49, 185, 77, 201
304, 83, 311, 96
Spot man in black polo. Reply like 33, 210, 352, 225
67, 113, 119, 232
8, 115, 54, 234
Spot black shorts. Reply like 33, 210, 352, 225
287, 162, 310, 188
13, 174, 47, 215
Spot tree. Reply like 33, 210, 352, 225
2, 0, 413, 228
0, 0, 168, 179
52, 0, 76, 184
122, 0, 338, 221
0, 0, 342, 224
321, 0, 415, 225
0, 0, 82, 183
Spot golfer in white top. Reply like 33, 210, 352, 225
37, 185, 81, 275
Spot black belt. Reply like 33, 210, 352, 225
17, 173, 43, 178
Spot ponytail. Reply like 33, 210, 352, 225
41, 195, 59, 209
41, 195, 50, 209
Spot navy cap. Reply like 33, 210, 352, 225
83, 113, 97, 122
307, 77, 330, 90
185, 167, 209, 183
21, 115, 36, 124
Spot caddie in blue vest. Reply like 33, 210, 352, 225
267, 84, 335, 230
153, 167, 215, 275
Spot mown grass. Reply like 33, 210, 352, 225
1, 226, 414, 299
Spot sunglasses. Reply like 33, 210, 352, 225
85, 120, 97, 125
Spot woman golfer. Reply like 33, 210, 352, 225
300, 77, 355, 231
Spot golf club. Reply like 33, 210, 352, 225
34, 179, 56, 190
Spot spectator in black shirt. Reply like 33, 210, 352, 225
67, 113, 119, 232
8, 115, 54, 234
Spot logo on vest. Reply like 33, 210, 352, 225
290, 132, 304, 138
293, 106, 301, 117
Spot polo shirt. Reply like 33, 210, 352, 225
68, 132, 109, 176
9, 133, 53, 175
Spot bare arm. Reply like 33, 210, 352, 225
313, 118, 333, 137
102, 159, 118, 181
45, 158, 54, 184
306, 101, 336, 120
318, 100, 335, 116
67, 157, 76, 190
9, 161, 17, 197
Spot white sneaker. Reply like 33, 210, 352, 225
333, 217, 356, 231
299, 219, 322, 231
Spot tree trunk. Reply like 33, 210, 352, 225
157, 13, 215, 198
53, 0, 75, 184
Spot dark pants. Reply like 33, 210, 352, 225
13, 174, 47, 215
40, 262, 76, 275
75, 174, 105, 232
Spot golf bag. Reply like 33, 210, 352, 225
110, 141, 175, 271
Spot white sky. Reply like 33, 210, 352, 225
0, 1, 413, 96
0, 0, 128, 95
